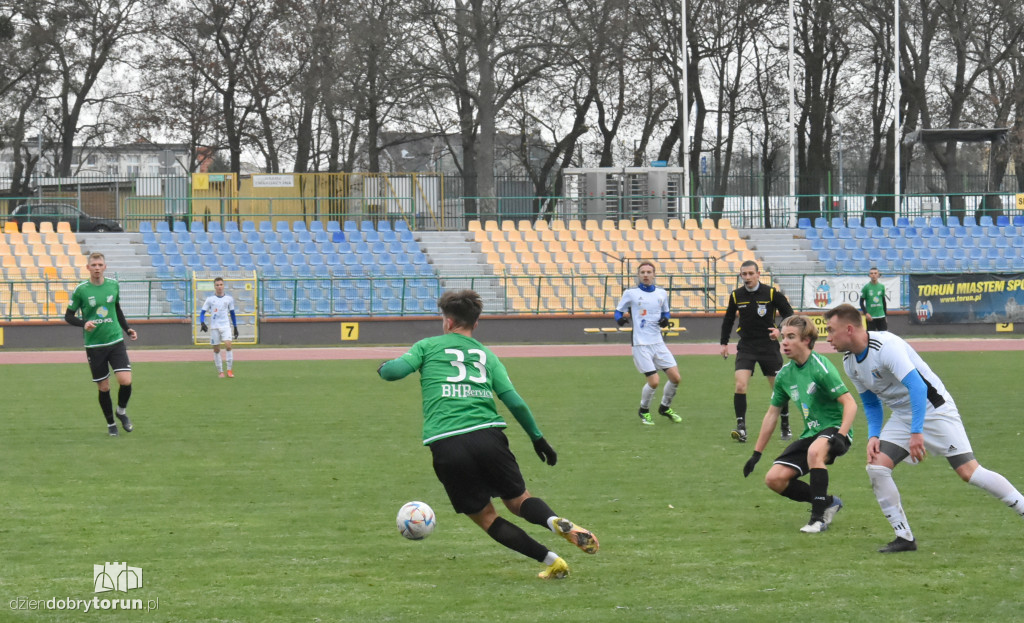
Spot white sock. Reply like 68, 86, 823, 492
867, 464, 914, 541
116, 406, 125, 416
969, 466, 1024, 517
214, 352, 222, 372
640, 383, 656, 410
543, 551, 560, 565
661, 381, 678, 407
226, 350, 234, 370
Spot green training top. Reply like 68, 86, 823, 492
397, 333, 517, 445
68, 278, 125, 348
770, 351, 852, 440
861, 281, 886, 318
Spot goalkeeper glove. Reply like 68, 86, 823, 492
658, 317, 670, 328
233, 325, 239, 340
743, 451, 762, 477
200, 322, 208, 332
376, 360, 389, 376
616, 315, 630, 327
533, 437, 558, 466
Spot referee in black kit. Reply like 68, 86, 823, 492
719, 260, 794, 443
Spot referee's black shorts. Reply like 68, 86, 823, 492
429, 427, 527, 515
735, 340, 784, 376
86, 341, 132, 382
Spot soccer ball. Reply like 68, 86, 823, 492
396, 501, 436, 540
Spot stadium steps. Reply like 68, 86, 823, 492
739, 228, 825, 297
415, 231, 507, 311
77, 232, 172, 315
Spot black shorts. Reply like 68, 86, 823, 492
86, 341, 132, 382
867, 317, 888, 331
429, 427, 527, 515
735, 341, 783, 376
772, 427, 848, 476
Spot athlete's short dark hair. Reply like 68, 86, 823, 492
214, 277, 224, 284
824, 303, 862, 326
740, 260, 759, 272
781, 314, 817, 349
438, 290, 483, 328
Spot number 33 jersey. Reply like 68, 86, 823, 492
397, 333, 515, 444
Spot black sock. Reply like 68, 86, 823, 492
779, 479, 812, 503
518, 497, 556, 529
486, 516, 549, 563
117, 384, 132, 410
809, 468, 831, 521
734, 393, 747, 427
98, 390, 115, 425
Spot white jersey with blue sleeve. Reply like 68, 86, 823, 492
201, 294, 236, 332
841, 331, 957, 422
616, 286, 669, 346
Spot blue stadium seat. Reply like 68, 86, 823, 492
310, 221, 325, 233
380, 230, 397, 243
354, 241, 369, 254
257, 221, 273, 233
823, 259, 838, 272
293, 221, 307, 233
174, 231, 190, 244
834, 250, 849, 262
834, 227, 852, 239
979, 215, 994, 227
327, 221, 341, 232
343, 221, 359, 232
398, 230, 415, 243
332, 231, 346, 243
412, 252, 428, 265
880, 217, 894, 228
296, 231, 312, 244
963, 216, 977, 226
189, 220, 204, 233
940, 257, 958, 272
907, 258, 925, 272
896, 217, 909, 227
313, 265, 331, 278
285, 242, 301, 255
156, 221, 171, 233
868, 248, 884, 262
364, 231, 380, 243
842, 239, 858, 250
378, 221, 392, 232
173, 221, 188, 233
1013, 216, 1024, 227
241, 220, 256, 233
810, 239, 825, 251
798, 218, 811, 229
394, 220, 410, 232
170, 301, 187, 316
360, 220, 375, 232
851, 249, 866, 262
314, 299, 331, 315
912, 216, 926, 228
819, 228, 836, 240
877, 238, 893, 250
274, 221, 289, 233
279, 231, 295, 244
224, 221, 239, 233
884, 249, 901, 263
238, 254, 255, 269
918, 248, 933, 260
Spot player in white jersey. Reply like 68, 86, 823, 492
825, 303, 1024, 553
614, 261, 681, 426
199, 277, 239, 378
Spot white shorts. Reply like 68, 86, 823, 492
880, 407, 973, 457
210, 327, 232, 346
632, 343, 677, 375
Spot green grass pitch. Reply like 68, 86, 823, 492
2, 350, 1022, 622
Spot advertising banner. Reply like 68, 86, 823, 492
252, 174, 295, 188
801, 275, 901, 311
909, 273, 1024, 324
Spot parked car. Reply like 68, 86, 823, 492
10, 203, 123, 232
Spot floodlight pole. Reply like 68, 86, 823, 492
833, 114, 844, 214
788, 0, 796, 220
894, 0, 901, 214
682, 0, 690, 211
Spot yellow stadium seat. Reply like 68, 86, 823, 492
568, 219, 583, 230
718, 218, 733, 229
505, 229, 523, 243
640, 229, 659, 241
517, 219, 533, 232
6, 232, 24, 245
21, 221, 37, 234
2, 255, 18, 269
650, 218, 666, 230
484, 220, 500, 232
534, 219, 550, 231
23, 231, 42, 245
538, 229, 556, 243
618, 219, 633, 230
521, 229, 538, 242
584, 220, 599, 231
468, 220, 482, 232
43, 232, 61, 247
501, 220, 515, 231
684, 218, 699, 230
56, 222, 72, 234
634, 219, 650, 230
59, 266, 80, 280
600, 219, 616, 230
667, 218, 683, 230
701, 218, 715, 229
550, 219, 566, 231
4, 221, 20, 234
706, 228, 723, 240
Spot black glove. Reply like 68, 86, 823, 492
658, 317, 670, 328
533, 437, 557, 466
828, 433, 851, 458
233, 326, 239, 340
616, 315, 630, 327
743, 451, 762, 477
200, 322, 208, 332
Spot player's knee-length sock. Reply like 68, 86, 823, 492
661, 381, 678, 407
779, 479, 812, 503
117, 384, 132, 411
214, 352, 223, 372
640, 383, 656, 410
225, 350, 233, 370
969, 466, 1024, 517
867, 464, 913, 540
98, 390, 115, 425
734, 393, 747, 427
486, 516, 550, 563
809, 468, 832, 521
519, 497, 557, 529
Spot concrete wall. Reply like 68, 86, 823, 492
2, 312, 1019, 350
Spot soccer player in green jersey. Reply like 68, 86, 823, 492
860, 267, 888, 331
742, 315, 857, 533
377, 289, 598, 579
64, 253, 138, 436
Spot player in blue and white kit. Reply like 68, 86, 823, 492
199, 277, 239, 378
825, 303, 1024, 553
614, 261, 681, 425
